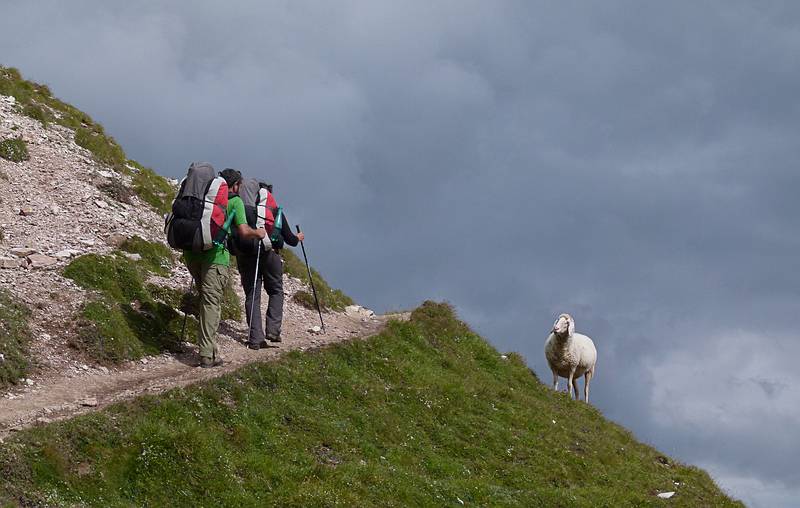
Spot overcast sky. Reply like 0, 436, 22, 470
2, 1, 799, 505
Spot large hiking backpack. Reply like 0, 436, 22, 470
229, 179, 276, 256
164, 162, 229, 252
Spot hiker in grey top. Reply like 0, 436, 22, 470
236, 182, 303, 349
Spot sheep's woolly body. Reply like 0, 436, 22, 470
544, 333, 597, 379
544, 313, 597, 403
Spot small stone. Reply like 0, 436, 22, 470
98, 366, 109, 374
36, 417, 51, 424
0, 353, 4, 362
80, 364, 89, 371
27, 254, 57, 268
123, 252, 142, 261
97, 170, 115, 178
79, 397, 98, 407
656, 492, 676, 499
24, 378, 34, 386
53, 249, 77, 260
50, 204, 62, 214
308, 325, 322, 334
95, 200, 108, 209
140, 358, 148, 365
500, 355, 508, 360
79, 239, 95, 246
19, 208, 34, 216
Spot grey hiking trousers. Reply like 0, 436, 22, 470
237, 249, 284, 343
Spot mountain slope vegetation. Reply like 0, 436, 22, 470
0, 303, 741, 507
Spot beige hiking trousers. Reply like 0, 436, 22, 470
186, 260, 230, 359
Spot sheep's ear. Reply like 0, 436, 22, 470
568, 317, 575, 336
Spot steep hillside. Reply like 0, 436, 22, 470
0, 67, 742, 506
0, 67, 358, 431
0, 303, 741, 506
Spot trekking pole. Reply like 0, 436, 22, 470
248, 242, 262, 334
296, 225, 325, 332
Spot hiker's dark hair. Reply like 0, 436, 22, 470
220, 168, 243, 187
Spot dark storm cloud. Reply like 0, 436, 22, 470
2, 2, 799, 505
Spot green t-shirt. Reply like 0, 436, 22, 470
184, 195, 247, 266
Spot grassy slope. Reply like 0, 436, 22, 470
0, 290, 31, 388
0, 303, 741, 507
282, 249, 354, 311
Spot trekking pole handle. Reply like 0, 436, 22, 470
296, 225, 301, 234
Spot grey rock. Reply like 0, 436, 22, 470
53, 249, 79, 260
79, 397, 98, 407
10, 247, 36, 257
0, 257, 22, 269
27, 254, 57, 268
123, 252, 142, 261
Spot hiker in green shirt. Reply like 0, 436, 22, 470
185, 168, 267, 368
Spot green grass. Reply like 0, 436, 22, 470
73, 300, 184, 364
0, 302, 741, 507
0, 289, 31, 387
73, 127, 126, 168
120, 236, 174, 276
283, 249, 354, 311
0, 138, 29, 163
22, 103, 48, 127
62, 253, 185, 363
129, 161, 174, 215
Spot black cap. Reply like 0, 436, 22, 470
220, 168, 242, 186
259, 181, 273, 193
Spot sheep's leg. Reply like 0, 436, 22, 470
584, 369, 594, 403
572, 378, 580, 401
552, 370, 559, 391
567, 369, 576, 399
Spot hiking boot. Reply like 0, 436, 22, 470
199, 356, 223, 368
248, 340, 267, 350
267, 333, 282, 343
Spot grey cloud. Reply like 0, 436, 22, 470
2, 1, 800, 505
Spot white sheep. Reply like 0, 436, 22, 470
544, 313, 597, 403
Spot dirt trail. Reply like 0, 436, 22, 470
0, 304, 408, 438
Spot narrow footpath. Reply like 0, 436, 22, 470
0, 301, 408, 439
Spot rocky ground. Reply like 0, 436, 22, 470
0, 94, 403, 437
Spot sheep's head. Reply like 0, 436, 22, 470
552, 313, 575, 337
